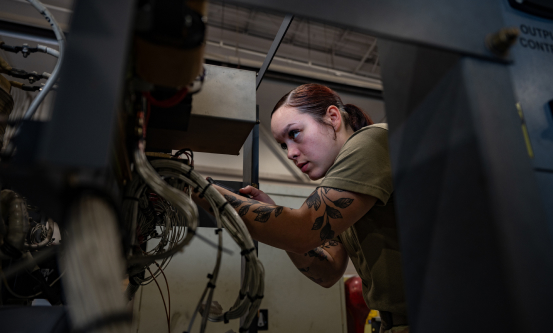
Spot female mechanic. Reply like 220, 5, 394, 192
196, 83, 408, 333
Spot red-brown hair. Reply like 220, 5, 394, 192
271, 84, 373, 134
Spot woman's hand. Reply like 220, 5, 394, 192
239, 186, 275, 205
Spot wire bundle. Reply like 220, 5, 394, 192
146, 156, 265, 333
125, 143, 264, 332
123, 170, 189, 287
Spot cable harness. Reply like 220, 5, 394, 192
127, 143, 264, 333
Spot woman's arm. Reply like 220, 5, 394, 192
193, 185, 376, 254
286, 240, 349, 288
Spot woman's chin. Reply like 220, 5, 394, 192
307, 170, 324, 181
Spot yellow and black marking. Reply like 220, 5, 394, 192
516, 102, 534, 159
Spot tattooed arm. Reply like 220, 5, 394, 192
193, 185, 377, 254
285, 240, 349, 288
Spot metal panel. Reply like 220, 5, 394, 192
192, 64, 256, 122
225, 0, 507, 61
379, 39, 553, 332
37, 0, 135, 168
501, 2, 553, 170
146, 64, 257, 154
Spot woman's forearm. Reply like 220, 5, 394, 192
286, 241, 349, 288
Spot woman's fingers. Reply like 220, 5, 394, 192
239, 185, 258, 196
239, 186, 276, 205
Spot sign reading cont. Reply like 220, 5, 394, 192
518, 24, 553, 54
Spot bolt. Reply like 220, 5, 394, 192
486, 27, 520, 57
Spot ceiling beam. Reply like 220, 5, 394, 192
353, 38, 377, 74
371, 54, 379, 73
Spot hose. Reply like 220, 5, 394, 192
23, 0, 66, 121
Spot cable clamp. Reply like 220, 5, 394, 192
186, 165, 195, 178
218, 201, 229, 213
199, 183, 212, 198
240, 248, 255, 256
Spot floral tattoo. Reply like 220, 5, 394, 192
304, 187, 353, 242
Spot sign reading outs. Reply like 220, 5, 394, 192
518, 24, 553, 54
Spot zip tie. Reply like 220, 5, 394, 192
207, 274, 213, 279
199, 183, 212, 198
207, 282, 216, 289
248, 294, 264, 302
186, 165, 194, 178
218, 202, 229, 213
239, 291, 246, 300
215, 228, 223, 235
123, 196, 139, 201
240, 248, 255, 256
223, 311, 230, 324
193, 186, 200, 193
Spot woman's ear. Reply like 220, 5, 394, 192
326, 105, 342, 131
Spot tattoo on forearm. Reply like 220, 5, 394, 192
299, 267, 310, 272
304, 187, 353, 241
223, 194, 284, 222
321, 240, 339, 248
305, 247, 328, 261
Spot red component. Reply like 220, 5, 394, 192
345, 276, 370, 333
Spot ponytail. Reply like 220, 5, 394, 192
343, 104, 373, 132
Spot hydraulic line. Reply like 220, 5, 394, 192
23, 0, 66, 120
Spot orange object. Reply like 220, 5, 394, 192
345, 276, 370, 333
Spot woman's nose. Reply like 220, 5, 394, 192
287, 146, 299, 160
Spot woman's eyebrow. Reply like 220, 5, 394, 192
280, 123, 296, 138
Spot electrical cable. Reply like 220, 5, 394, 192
22, 0, 66, 121
146, 158, 265, 332
127, 143, 264, 331
153, 261, 171, 332
146, 266, 170, 333
142, 87, 188, 108
128, 141, 198, 266
0, 267, 65, 299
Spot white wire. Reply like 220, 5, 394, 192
128, 143, 198, 266
37, 45, 60, 58
148, 159, 265, 331
23, 0, 65, 120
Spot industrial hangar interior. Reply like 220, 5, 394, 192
0, 0, 552, 332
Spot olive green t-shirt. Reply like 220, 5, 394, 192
320, 124, 406, 316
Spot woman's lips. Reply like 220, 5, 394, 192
299, 162, 309, 173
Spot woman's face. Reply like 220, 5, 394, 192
271, 106, 342, 180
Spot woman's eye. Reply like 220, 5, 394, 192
280, 143, 287, 150
289, 130, 299, 140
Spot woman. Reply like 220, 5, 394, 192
197, 83, 408, 333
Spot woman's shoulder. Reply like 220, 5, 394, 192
346, 123, 389, 146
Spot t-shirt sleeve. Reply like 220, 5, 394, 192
320, 126, 393, 205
